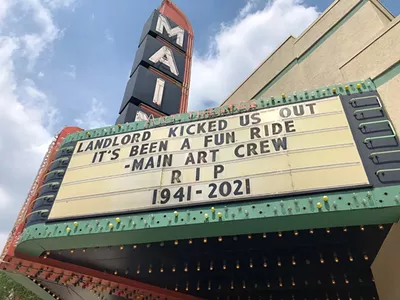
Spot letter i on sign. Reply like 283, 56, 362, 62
195, 167, 200, 181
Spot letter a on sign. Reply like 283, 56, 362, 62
149, 46, 179, 76
156, 15, 184, 47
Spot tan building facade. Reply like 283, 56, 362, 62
223, 1, 400, 298
222, 0, 399, 129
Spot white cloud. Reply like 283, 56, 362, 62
64, 64, 76, 78
0, 0, 69, 252
0, 0, 12, 24
44, 0, 76, 9
0, 233, 8, 253
75, 97, 108, 129
20, 0, 62, 68
0, 185, 11, 209
105, 29, 114, 42
188, 0, 319, 110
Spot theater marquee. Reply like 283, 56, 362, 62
48, 96, 369, 219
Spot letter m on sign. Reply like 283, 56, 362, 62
156, 14, 185, 47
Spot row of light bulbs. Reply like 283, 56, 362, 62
62, 224, 385, 256
122, 251, 370, 276
28, 276, 60, 300
172, 274, 374, 292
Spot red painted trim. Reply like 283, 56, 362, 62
158, 0, 193, 114
139, 103, 165, 118
2, 254, 203, 300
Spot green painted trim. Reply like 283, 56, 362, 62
2, 271, 57, 300
17, 186, 400, 257
253, 0, 368, 100
60, 79, 375, 146
373, 60, 400, 88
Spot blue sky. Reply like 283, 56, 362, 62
0, 0, 398, 249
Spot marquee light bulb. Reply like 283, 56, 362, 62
73, 222, 78, 227
204, 213, 209, 219
66, 227, 71, 233
211, 207, 215, 213
203, 237, 207, 243
218, 236, 222, 242
188, 239, 193, 244
217, 212, 222, 219
317, 202, 322, 209
323, 195, 328, 202
115, 217, 121, 223
173, 211, 178, 217
263, 233, 267, 238
108, 223, 113, 229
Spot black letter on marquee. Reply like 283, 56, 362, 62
285, 120, 296, 133
204, 135, 213, 147
250, 127, 261, 139
169, 127, 178, 137
143, 131, 151, 141
185, 153, 195, 165
171, 170, 182, 184
210, 149, 219, 162
306, 103, 316, 114
181, 138, 191, 150
77, 142, 84, 153
129, 145, 139, 157
279, 107, 291, 118
195, 168, 200, 181
234, 145, 244, 158
272, 123, 283, 135
110, 149, 120, 160
214, 165, 224, 179
272, 137, 288, 151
